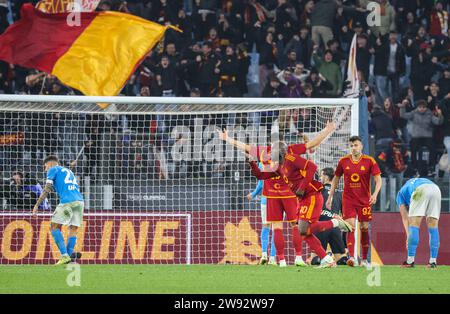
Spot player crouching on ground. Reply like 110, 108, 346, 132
32, 155, 84, 265
248, 142, 353, 268
308, 168, 348, 266
397, 177, 441, 268
326, 136, 382, 267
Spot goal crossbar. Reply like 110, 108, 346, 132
0, 95, 359, 135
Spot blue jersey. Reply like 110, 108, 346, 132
46, 166, 83, 204
251, 163, 266, 205
396, 178, 435, 207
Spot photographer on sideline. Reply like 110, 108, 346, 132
8, 171, 50, 211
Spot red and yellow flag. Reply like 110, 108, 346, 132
0, 3, 172, 96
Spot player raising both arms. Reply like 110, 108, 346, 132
217, 121, 336, 158
326, 136, 382, 267
249, 142, 353, 268
218, 122, 336, 267
32, 155, 84, 265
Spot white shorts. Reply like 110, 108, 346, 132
260, 203, 268, 225
409, 184, 441, 219
51, 201, 84, 227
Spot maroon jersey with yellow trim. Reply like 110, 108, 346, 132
251, 143, 307, 164
278, 153, 323, 196
334, 154, 381, 207
250, 144, 307, 199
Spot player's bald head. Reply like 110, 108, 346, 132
271, 141, 288, 164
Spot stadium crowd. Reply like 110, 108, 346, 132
0, 0, 450, 181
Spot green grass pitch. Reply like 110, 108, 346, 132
1, 265, 449, 294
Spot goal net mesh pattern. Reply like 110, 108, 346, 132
0, 99, 354, 264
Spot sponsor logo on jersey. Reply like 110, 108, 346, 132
351, 173, 360, 182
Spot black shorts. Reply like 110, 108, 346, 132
315, 227, 346, 254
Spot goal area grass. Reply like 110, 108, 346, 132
1, 264, 449, 294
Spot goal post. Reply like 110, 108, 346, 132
0, 95, 359, 265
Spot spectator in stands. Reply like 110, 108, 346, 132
298, 0, 314, 28
164, 42, 181, 66
217, 13, 240, 46
371, 104, 396, 151
439, 99, 450, 171
399, 99, 444, 176
258, 30, 278, 94
305, 68, 333, 98
426, 81, 442, 110
283, 50, 299, 69
284, 26, 313, 68
408, 41, 440, 101
262, 74, 281, 98
376, 138, 408, 191
276, 66, 293, 86
205, 27, 221, 51
327, 39, 346, 69
292, 62, 310, 83
382, 97, 402, 136
312, 47, 343, 97
360, 0, 396, 38
439, 68, 450, 100
428, 2, 449, 39
399, 11, 420, 40
281, 77, 303, 98
235, 43, 251, 96
153, 55, 178, 97
310, 0, 338, 48
373, 31, 406, 104
303, 83, 313, 98
193, 41, 219, 96
274, 0, 298, 43
217, 45, 240, 97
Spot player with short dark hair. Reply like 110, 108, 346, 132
326, 136, 382, 267
32, 155, 84, 265
308, 168, 347, 265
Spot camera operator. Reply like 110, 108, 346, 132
8, 171, 50, 211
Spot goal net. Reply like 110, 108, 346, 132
0, 95, 358, 265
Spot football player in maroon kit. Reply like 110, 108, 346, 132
326, 136, 382, 267
249, 142, 353, 268
217, 122, 336, 267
